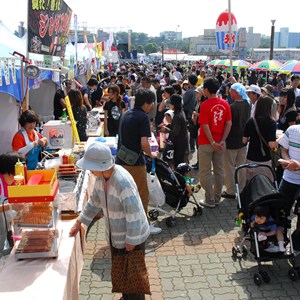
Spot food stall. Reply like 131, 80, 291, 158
0, 166, 88, 300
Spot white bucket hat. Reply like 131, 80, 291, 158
76, 143, 114, 171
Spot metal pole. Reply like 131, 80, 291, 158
175, 25, 179, 62
228, 0, 233, 77
270, 20, 276, 60
162, 43, 164, 65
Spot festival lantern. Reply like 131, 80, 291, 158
215, 10, 238, 53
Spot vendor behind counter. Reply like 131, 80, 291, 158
12, 110, 48, 170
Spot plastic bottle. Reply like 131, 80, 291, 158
14, 159, 25, 179
61, 109, 67, 123
62, 153, 69, 164
68, 153, 75, 165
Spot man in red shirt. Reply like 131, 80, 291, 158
198, 77, 232, 208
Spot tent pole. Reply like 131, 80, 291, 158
228, 0, 233, 77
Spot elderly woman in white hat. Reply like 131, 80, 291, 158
69, 142, 150, 299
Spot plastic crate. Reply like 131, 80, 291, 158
8, 170, 58, 203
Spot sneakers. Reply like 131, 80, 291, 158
199, 200, 215, 208
149, 224, 162, 235
265, 243, 280, 253
278, 241, 285, 252
258, 232, 267, 242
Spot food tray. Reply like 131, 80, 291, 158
15, 229, 62, 260
8, 170, 58, 203
14, 204, 58, 228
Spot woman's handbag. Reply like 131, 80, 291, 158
111, 246, 151, 295
162, 139, 174, 162
253, 118, 280, 169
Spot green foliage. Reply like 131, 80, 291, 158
114, 31, 189, 55
144, 43, 158, 55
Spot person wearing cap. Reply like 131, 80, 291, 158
246, 84, 261, 117
168, 94, 189, 168
182, 80, 189, 96
116, 88, 161, 235
69, 143, 150, 299
198, 77, 232, 208
261, 84, 278, 120
222, 83, 251, 199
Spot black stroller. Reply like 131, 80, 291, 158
232, 163, 299, 285
145, 156, 202, 227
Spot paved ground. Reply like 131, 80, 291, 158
78, 153, 300, 300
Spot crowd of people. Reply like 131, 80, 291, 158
1, 60, 300, 298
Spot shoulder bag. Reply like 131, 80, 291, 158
253, 118, 280, 168
116, 111, 141, 165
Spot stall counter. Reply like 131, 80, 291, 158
0, 220, 83, 300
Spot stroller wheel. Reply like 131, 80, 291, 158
232, 247, 238, 260
193, 206, 203, 216
166, 216, 177, 227
261, 271, 271, 283
253, 273, 263, 286
288, 268, 299, 282
149, 209, 159, 221
242, 245, 248, 260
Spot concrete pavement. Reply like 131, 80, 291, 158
78, 155, 300, 300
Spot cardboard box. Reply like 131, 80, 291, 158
43, 120, 73, 149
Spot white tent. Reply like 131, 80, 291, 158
29, 79, 57, 123
0, 93, 21, 154
0, 20, 25, 57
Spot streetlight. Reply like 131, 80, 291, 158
175, 25, 179, 62
270, 20, 276, 60
161, 42, 164, 65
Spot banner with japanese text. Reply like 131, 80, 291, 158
27, 0, 72, 57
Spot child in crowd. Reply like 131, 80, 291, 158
176, 163, 201, 197
251, 206, 285, 252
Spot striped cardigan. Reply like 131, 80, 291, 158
78, 165, 150, 248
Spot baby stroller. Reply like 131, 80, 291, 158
145, 156, 202, 227
232, 163, 299, 285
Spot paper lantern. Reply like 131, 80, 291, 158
215, 10, 238, 53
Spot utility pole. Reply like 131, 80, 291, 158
270, 20, 276, 60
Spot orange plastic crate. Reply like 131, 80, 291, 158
8, 170, 58, 203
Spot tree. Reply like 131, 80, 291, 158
144, 43, 158, 55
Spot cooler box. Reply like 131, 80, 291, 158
43, 120, 73, 150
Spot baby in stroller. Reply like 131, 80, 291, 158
176, 163, 201, 197
251, 205, 285, 252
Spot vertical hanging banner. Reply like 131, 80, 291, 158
0, 58, 2, 86
4, 58, 10, 85
11, 58, 16, 84
27, 0, 72, 57
215, 10, 238, 53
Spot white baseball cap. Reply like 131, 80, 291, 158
76, 143, 114, 171
246, 84, 261, 95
